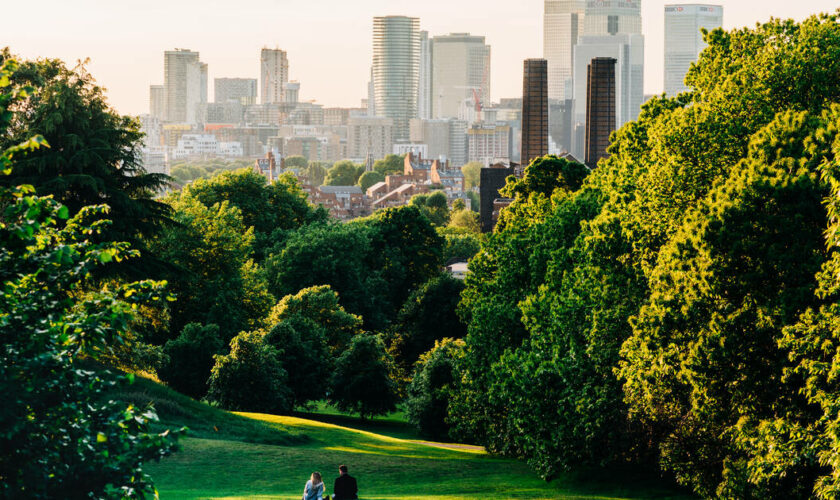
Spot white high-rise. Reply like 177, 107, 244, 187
418, 31, 432, 120
664, 4, 723, 95
164, 49, 207, 124
584, 0, 642, 36
261, 48, 289, 104
544, 0, 585, 101
431, 33, 491, 120
372, 16, 420, 142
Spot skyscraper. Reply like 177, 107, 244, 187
543, 0, 585, 101
584, 0, 642, 36
418, 31, 432, 120
664, 4, 723, 95
149, 85, 164, 119
521, 59, 549, 168
585, 57, 616, 168
431, 33, 491, 120
164, 49, 207, 124
372, 15, 420, 142
261, 48, 289, 104
214, 78, 257, 104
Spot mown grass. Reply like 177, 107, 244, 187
127, 375, 693, 500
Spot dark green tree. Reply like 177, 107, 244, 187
357, 170, 385, 192
158, 323, 224, 399
284, 155, 308, 168
373, 154, 404, 176
406, 339, 465, 440
305, 161, 329, 186
325, 160, 365, 186
329, 334, 399, 419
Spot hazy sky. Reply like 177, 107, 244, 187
3, 0, 838, 115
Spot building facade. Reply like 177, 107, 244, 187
372, 16, 420, 143
261, 48, 289, 104
215, 78, 257, 104
348, 116, 394, 160
664, 4, 723, 95
418, 30, 433, 120
585, 57, 617, 168
149, 85, 165, 120
431, 33, 492, 120
583, 0, 642, 36
468, 123, 511, 166
521, 59, 549, 168
164, 49, 207, 124
544, 0, 585, 101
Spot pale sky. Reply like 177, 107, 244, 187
3, 0, 838, 116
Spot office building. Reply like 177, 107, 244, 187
149, 85, 164, 120
664, 4, 723, 95
215, 78, 257, 104
410, 118, 451, 161
584, 0, 642, 36
164, 49, 207, 123
348, 116, 394, 160
479, 164, 514, 233
468, 123, 511, 166
261, 48, 289, 104
431, 33, 491, 119
544, 0, 585, 101
585, 57, 616, 168
418, 31, 433, 120
372, 16, 420, 142
521, 59, 549, 168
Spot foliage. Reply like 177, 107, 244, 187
448, 208, 480, 233
284, 155, 308, 169
373, 154, 404, 176
207, 330, 292, 413
170, 158, 253, 185
305, 161, 329, 186
466, 190, 480, 212
388, 273, 467, 377
461, 162, 482, 190
409, 191, 450, 226
440, 230, 482, 262
0, 50, 172, 279
357, 170, 385, 192
0, 58, 179, 497
406, 339, 465, 440
325, 160, 365, 186
329, 334, 399, 419
158, 323, 224, 399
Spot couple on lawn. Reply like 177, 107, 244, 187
303, 464, 358, 500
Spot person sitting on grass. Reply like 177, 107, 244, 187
333, 464, 358, 500
303, 471, 325, 500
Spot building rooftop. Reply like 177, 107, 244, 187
319, 185, 363, 195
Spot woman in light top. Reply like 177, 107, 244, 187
303, 471, 325, 500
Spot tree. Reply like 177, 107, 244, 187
373, 154, 404, 176
357, 170, 385, 192
388, 273, 467, 376
406, 339, 465, 440
207, 331, 292, 413
440, 231, 482, 262
329, 334, 398, 419
448, 209, 480, 233
284, 155, 308, 168
325, 160, 365, 186
0, 51, 172, 279
158, 323, 224, 399
461, 162, 482, 190
305, 162, 329, 186
0, 58, 179, 497
409, 191, 450, 226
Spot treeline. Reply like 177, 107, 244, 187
447, 13, 840, 499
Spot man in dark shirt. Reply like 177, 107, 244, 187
333, 464, 358, 500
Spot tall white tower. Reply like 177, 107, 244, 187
543, 0, 585, 102
431, 33, 491, 120
164, 49, 206, 124
664, 4, 723, 95
372, 16, 420, 142
260, 48, 289, 104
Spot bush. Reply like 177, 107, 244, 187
158, 323, 224, 399
207, 331, 292, 413
329, 334, 398, 418
406, 339, 464, 440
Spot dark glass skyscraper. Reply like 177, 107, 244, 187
521, 59, 549, 169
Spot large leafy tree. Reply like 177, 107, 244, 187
325, 160, 364, 186
329, 334, 399, 419
0, 50, 171, 278
406, 338, 465, 440
0, 58, 179, 498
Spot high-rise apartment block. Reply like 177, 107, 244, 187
348, 116, 394, 161
468, 123, 511, 166
149, 85, 165, 119
544, 0, 585, 101
164, 49, 207, 124
215, 78, 257, 104
431, 33, 491, 119
261, 48, 289, 104
585, 57, 617, 168
372, 16, 420, 142
521, 59, 549, 168
664, 4, 723, 95
418, 31, 433, 120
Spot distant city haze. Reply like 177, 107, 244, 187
3, 0, 837, 115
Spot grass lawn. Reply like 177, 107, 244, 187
125, 376, 693, 500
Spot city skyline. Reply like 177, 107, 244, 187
4, 0, 837, 116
